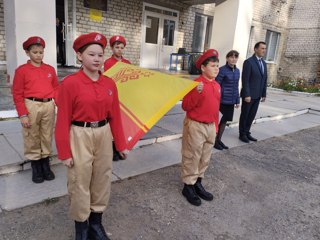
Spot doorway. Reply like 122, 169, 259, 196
140, 3, 179, 69
56, 0, 76, 67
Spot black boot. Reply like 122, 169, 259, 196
217, 139, 229, 149
214, 139, 223, 150
182, 184, 201, 206
75, 220, 88, 240
88, 212, 110, 240
31, 160, 44, 183
41, 157, 55, 181
215, 122, 228, 149
194, 178, 214, 201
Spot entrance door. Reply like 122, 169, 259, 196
140, 4, 179, 69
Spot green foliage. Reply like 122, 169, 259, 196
272, 79, 320, 94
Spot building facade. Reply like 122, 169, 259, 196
0, 0, 319, 84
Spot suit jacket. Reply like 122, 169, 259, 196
240, 54, 267, 99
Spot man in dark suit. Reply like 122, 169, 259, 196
239, 41, 267, 143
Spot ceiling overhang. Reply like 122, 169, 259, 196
178, 0, 227, 6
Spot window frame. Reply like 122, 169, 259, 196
264, 30, 280, 63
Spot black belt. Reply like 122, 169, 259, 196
27, 97, 53, 102
72, 119, 109, 128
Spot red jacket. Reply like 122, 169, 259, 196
12, 61, 59, 116
182, 75, 221, 132
55, 69, 126, 160
104, 55, 131, 71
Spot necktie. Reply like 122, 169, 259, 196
259, 59, 264, 74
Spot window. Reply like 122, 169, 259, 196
145, 6, 178, 17
163, 19, 175, 46
192, 14, 213, 53
264, 30, 280, 62
145, 16, 159, 44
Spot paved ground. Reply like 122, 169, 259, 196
0, 126, 320, 240
1, 68, 320, 239
0, 89, 320, 212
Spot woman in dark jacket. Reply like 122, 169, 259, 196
214, 50, 240, 150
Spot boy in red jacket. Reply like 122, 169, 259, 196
181, 49, 221, 206
103, 35, 131, 71
12, 36, 59, 184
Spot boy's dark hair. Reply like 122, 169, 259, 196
226, 50, 239, 58
202, 56, 219, 67
111, 41, 124, 47
26, 43, 43, 51
254, 41, 266, 49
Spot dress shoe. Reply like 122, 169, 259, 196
41, 157, 55, 181
214, 141, 223, 150
31, 160, 44, 183
182, 184, 201, 206
239, 135, 249, 143
88, 212, 110, 240
217, 140, 229, 149
247, 134, 257, 141
194, 178, 214, 201
75, 220, 88, 240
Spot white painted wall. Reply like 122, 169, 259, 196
4, 0, 57, 82
210, 0, 253, 70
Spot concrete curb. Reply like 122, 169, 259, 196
267, 87, 319, 97
0, 108, 316, 176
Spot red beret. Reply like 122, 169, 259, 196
73, 32, 107, 52
195, 49, 219, 70
23, 36, 45, 50
109, 35, 126, 47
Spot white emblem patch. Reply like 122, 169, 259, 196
95, 34, 102, 41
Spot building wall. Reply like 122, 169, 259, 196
74, 0, 214, 65
177, 4, 215, 52
0, 0, 6, 64
1, 0, 318, 83
247, 0, 295, 84
74, 0, 142, 65
280, 0, 320, 83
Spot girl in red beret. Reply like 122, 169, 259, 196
55, 32, 128, 240
103, 35, 131, 161
12, 36, 59, 184
181, 49, 221, 206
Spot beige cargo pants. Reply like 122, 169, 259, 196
181, 117, 216, 185
68, 124, 113, 222
23, 99, 55, 160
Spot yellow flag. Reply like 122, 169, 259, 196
104, 62, 198, 149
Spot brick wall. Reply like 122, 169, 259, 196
247, 0, 295, 84
0, 0, 212, 69
0, 0, 6, 63
177, 4, 214, 52
280, 0, 320, 83
74, 0, 214, 65
74, 0, 142, 65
